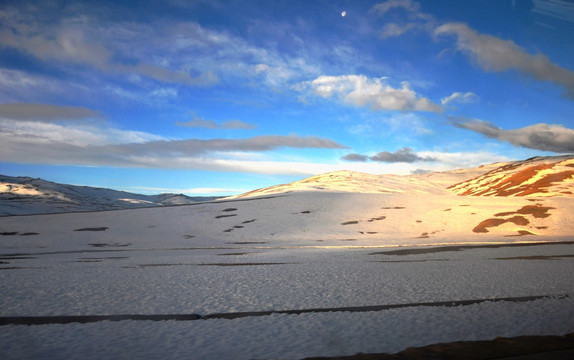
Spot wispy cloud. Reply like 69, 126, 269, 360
176, 112, 256, 130
441, 91, 477, 105
342, 147, 436, 163
532, 0, 574, 25
370, 0, 430, 19
452, 116, 574, 153
0, 14, 218, 87
0, 4, 324, 94
297, 75, 442, 112
0, 68, 45, 89
379, 23, 418, 39
435, 22, 574, 98
371, 0, 434, 38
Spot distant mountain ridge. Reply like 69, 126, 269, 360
0, 175, 219, 216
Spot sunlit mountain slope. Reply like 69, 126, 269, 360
228, 156, 574, 200
226, 163, 504, 200
448, 156, 574, 197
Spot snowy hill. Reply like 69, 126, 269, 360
215, 155, 574, 241
0, 175, 219, 216
226, 166, 498, 200
228, 155, 574, 199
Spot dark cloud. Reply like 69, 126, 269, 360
370, 147, 435, 163
341, 153, 369, 162
0, 103, 104, 122
452, 117, 574, 153
341, 147, 435, 163
435, 22, 574, 99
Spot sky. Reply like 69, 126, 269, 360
1, 0, 574, 196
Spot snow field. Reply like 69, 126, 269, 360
1, 296, 574, 360
1, 191, 574, 359
1, 245, 574, 316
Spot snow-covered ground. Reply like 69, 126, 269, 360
1, 239, 573, 359
1, 190, 573, 359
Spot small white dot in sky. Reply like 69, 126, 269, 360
341, 11, 346, 17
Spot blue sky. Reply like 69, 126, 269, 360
1, 0, 574, 195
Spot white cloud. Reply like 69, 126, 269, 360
298, 75, 442, 112
435, 22, 574, 98
441, 91, 478, 105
